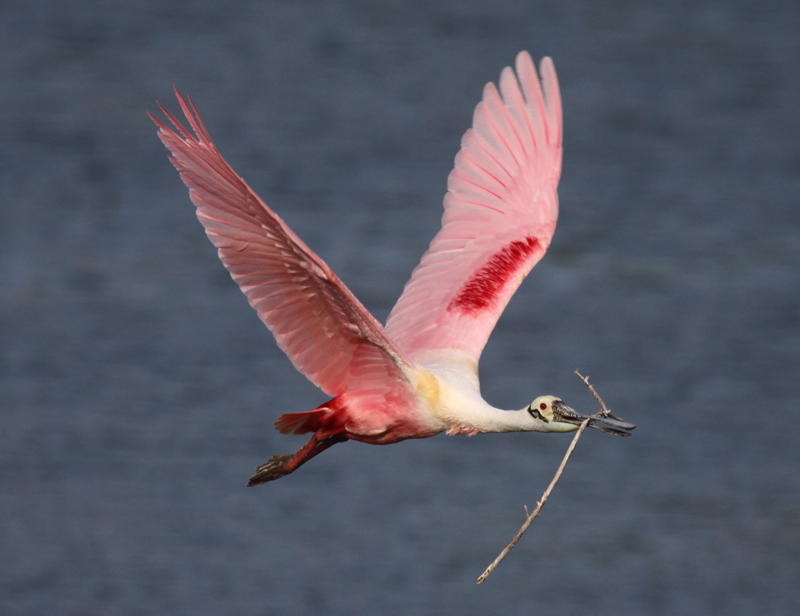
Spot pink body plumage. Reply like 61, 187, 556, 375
152, 52, 565, 484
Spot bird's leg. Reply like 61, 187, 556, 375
247, 432, 348, 486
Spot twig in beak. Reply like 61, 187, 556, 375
477, 416, 589, 583
574, 370, 610, 416
477, 371, 615, 584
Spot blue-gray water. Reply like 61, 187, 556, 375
2, 2, 799, 614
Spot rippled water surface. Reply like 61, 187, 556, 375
2, 2, 799, 614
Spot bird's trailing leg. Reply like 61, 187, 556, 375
248, 432, 348, 486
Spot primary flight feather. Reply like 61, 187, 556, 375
151, 52, 634, 486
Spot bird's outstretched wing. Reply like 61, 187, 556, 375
385, 53, 562, 368
151, 91, 411, 396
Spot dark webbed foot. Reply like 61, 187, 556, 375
247, 433, 348, 486
248, 454, 294, 486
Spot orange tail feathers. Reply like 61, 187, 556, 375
274, 409, 326, 434
274, 399, 345, 435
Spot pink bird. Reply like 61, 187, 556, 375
152, 52, 634, 486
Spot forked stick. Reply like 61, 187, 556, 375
477, 370, 608, 584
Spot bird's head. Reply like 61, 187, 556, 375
527, 395, 635, 436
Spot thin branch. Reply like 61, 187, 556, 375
574, 370, 610, 416
477, 417, 589, 583
477, 371, 610, 584
574, 370, 626, 421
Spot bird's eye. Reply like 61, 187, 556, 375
539, 402, 547, 411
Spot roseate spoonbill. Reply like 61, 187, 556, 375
152, 52, 634, 486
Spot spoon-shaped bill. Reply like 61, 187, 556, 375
552, 400, 635, 437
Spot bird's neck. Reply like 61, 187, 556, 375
443, 402, 545, 435
416, 363, 547, 435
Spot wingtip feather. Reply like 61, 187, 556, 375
538, 56, 563, 146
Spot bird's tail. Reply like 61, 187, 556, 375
275, 410, 326, 434
274, 398, 345, 435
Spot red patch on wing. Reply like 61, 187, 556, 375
448, 236, 541, 314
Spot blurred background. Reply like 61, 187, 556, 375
2, 1, 799, 614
